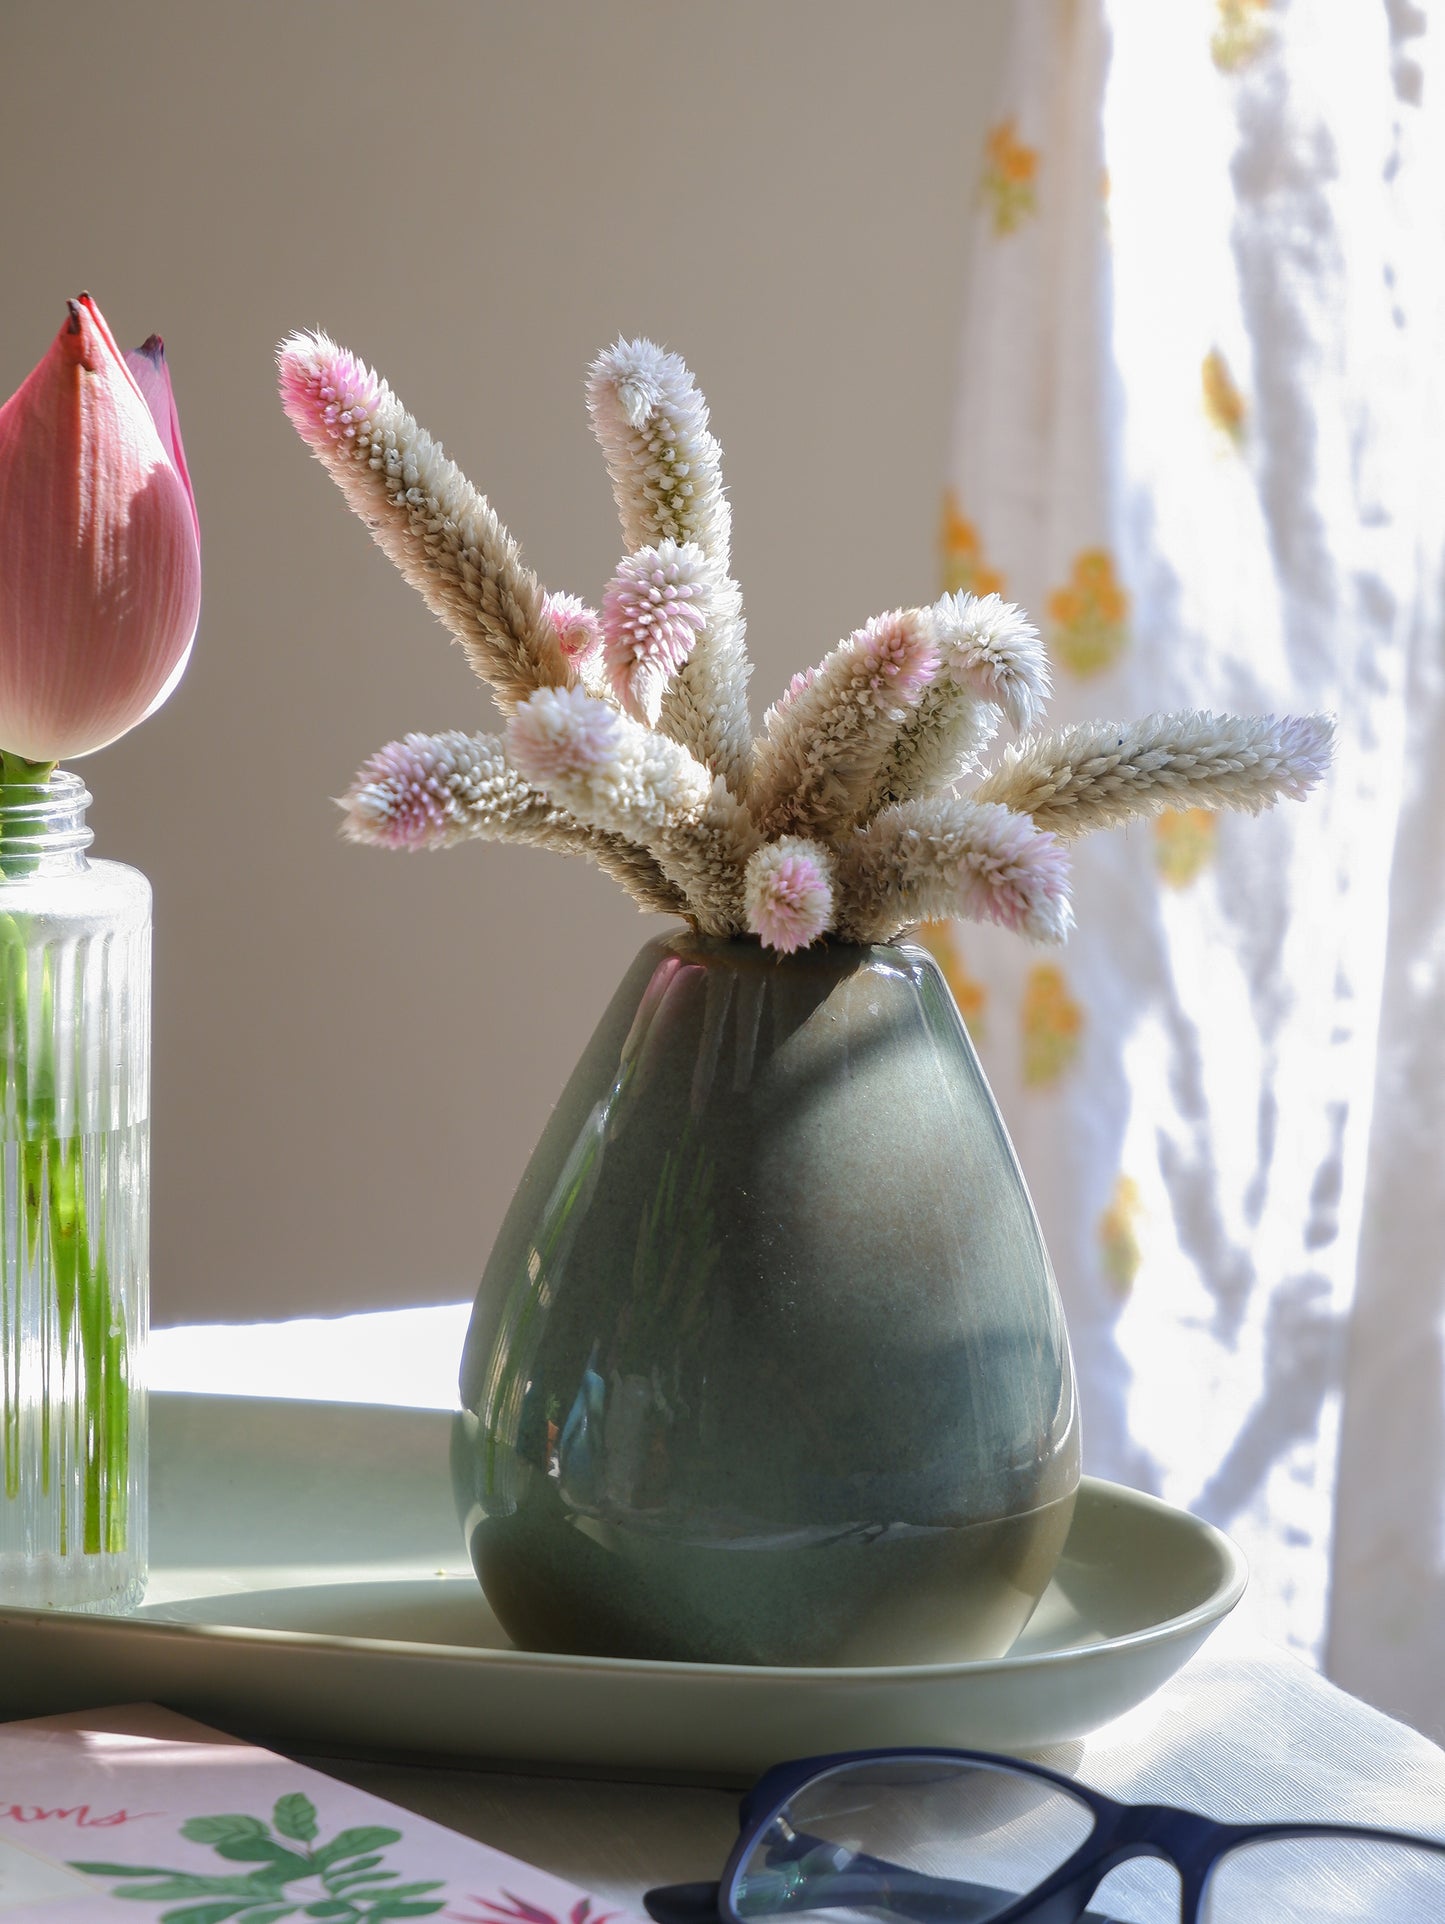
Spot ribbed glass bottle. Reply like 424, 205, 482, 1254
0, 771, 150, 1611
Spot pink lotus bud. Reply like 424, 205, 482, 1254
125, 334, 199, 551
0, 294, 202, 762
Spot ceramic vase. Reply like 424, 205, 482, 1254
453, 931, 1078, 1666
0, 772, 150, 1611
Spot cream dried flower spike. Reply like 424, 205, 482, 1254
278, 332, 1332, 952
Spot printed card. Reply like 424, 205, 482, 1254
0, 1704, 636, 1922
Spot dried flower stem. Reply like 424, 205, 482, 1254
752, 610, 939, 837
277, 332, 565, 710
865, 593, 1048, 814
973, 711, 1335, 839
834, 797, 1072, 945
587, 340, 753, 794
339, 729, 685, 915
507, 689, 754, 932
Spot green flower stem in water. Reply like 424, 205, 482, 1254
1, 764, 131, 1565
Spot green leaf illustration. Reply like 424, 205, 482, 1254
183, 1817, 272, 1847
70, 1863, 184, 1877
214, 1839, 315, 1875
274, 1795, 319, 1844
105, 1875, 277, 1902
310, 1828, 403, 1870
160, 1904, 255, 1924
73, 1807, 444, 1924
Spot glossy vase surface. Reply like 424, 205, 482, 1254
0, 772, 150, 1611
453, 932, 1078, 1666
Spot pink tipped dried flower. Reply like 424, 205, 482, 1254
543, 592, 603, 670
276, 334, 384, 457
340, 731, 490, 851
506, 685, 621, 787
955, 802, 1072, 940
752, 609, 941, 837
586, 339, 731, 563
836, 797, 1072, 945
932, 592, 1049, 732
745, 838, 836, 953
603, 541, 711, 724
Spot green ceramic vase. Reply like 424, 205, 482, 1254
453, 932, 1079, 1666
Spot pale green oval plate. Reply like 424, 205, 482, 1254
0, 1394, 1246, 1780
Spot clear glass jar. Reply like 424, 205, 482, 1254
0, 771, 150, 1610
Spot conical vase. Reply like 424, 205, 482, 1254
453, 932, 1079, 1666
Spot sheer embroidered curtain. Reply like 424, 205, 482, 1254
935, 0, 1445, 1737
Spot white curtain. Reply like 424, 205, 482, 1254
937, 0, 1445, 1737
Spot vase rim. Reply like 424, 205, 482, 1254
659, 927, 936, 975
0, 766, 93, 859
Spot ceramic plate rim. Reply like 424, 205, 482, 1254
0, 1469, 1248, 1684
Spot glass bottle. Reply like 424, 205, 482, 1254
0, 771, 150, 1610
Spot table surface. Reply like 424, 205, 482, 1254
149, 1306, 1445, 1913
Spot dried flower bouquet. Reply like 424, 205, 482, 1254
278, 334, 1330, 952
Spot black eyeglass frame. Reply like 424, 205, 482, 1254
644, 1745, 1445, 1924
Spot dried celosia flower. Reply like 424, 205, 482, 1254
973, 711, 1334, 838
507, 688, 754, 933
836, 798, 1072, 945
745, 838, 836, 953
277, 330, 561, 711
865, 595, 1048, 815
282, 328, 1332, 949
543, 592, 603, 671
603, 541, 711, 724
751, 609, 940, 837
587, 339, 753, 797
586, 338, 731, 563
339, 724, 684, 913
933, 591, 1049, 732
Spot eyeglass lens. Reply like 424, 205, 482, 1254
732, 1756, 1095, 1924
1202, 1834, 1445, 1921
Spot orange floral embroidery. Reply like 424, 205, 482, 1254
916, 920, 988, 1041
940, 491, 1006, 599
1202, 349, 1247, 443
1099, 1175, 1143, 1298
1047, 549, 1130, 677
982, 118, 1039, 236
1155, 808, 1218, 888
1212, 0, 1271, 71
1021, 963, 1083, 1087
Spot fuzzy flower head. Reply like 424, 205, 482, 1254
277, 330, 385, 456
962, 804, 1072, 942
340, 732, 484, 851
603, 540, 710, 724
506, 684, 620, 787
746, 838, 836, 954
855, 609, 940, 705
931, 591, 1049, 732
543, 591, 603, 670
586, 340, 730, 562
761, 665, 818, 739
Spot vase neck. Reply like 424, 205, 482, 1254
0, 769, 93, 877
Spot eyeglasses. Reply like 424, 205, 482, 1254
643, 1748, 1445, 1924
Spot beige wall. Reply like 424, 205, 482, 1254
0, 1, 1009, 1323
